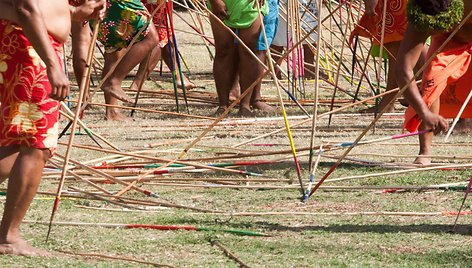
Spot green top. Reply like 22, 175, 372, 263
208, 0, 269, 29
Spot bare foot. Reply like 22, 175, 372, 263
0, 239, 50, 257
177, 77, 197, 91
414, 154, 431, 165
252, 100, 274, 111
105, 108, 131, 121
214, 106, 227, 117
229, 88, 240, 102
102, 86, 133, 103
238, 107, 254, 117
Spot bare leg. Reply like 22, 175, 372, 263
0, 146, 51, 256
251, 50, 274, 112
210, 16, 238, 114
237, 15, 262, 117
161, 42, 196, 90
129, 45, 162, 92
361, 41, 401, 113
71, 22, 92, 85
414, 98, 439, 165
303, 44, 316, 79
102, 51, 129, 121
270, 45, 283, 79
101, 24, 159, 103
71, 21, 93, 103
229, 74, 240, 101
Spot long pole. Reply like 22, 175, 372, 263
46, 20, 100, 242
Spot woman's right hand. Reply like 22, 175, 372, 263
210, 0, 228, 20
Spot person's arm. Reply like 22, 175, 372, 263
0, 1, 18, 22
13, 0, 69, 100
364, 0, 378, 16
396, 25, 448, 134
71, 0, 106, 22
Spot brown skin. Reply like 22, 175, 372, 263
396, 2, 472, 164
129, 41, 196, 94
210, 0, 265, 116
101, 23, 159, 121
0, 0, 104, 256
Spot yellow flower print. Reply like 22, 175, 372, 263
0, 55, 8, 84
11, 102, 43, 133
1, 32, 19, 54
42, 122, 58, 148
28, 46, 46, 68
116, 20, 134, 39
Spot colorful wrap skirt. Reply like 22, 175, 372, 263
404, 34, 472, 132
143, 0, 172, 48
99, 0, 151, 52
350, 0, 407, 45
0, 20, 62, 155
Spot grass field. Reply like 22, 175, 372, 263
2, 9, 472, 268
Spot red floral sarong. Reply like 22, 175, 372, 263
143, 0, 172, 48
350, 0, 407, 45
404, 35, 472, 132
0, 20, 62, 154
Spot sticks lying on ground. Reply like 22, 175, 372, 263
24, 220, 269, 237
210, 240, 251, 268
59, 250, 174, 267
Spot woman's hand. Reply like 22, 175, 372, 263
210, 0, 228, 20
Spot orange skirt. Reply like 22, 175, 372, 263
404, 35, 472, 132
350, 0, 407, 45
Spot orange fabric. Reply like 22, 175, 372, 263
350, 0, 407, 45
404, 35, 472, 132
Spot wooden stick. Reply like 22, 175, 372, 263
46, 20, 100, 242
210, 240, 251, 268
59, 250, 174, 267
200, 211, 472, 217
257, 3, 304, 194
308, 8, 472, 197
444, 88, 472, 141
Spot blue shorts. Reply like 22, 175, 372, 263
257, 0, 279, 50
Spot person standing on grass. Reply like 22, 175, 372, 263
129, 0, 197, 94
97, 0, 159, 121
228, 0, 279, 115
0, 0, 105, 256
350, 0, 413, 114
209, 0, 269, 116
271, 0, 319, 80
398, 0, 472, 164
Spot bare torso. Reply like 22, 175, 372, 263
0, 0, 70, 43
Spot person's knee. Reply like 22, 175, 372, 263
19, 147, 50, 164
215, 43, 236, 59
142, 25, 159, 49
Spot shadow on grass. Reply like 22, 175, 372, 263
257, 222, 472, 236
